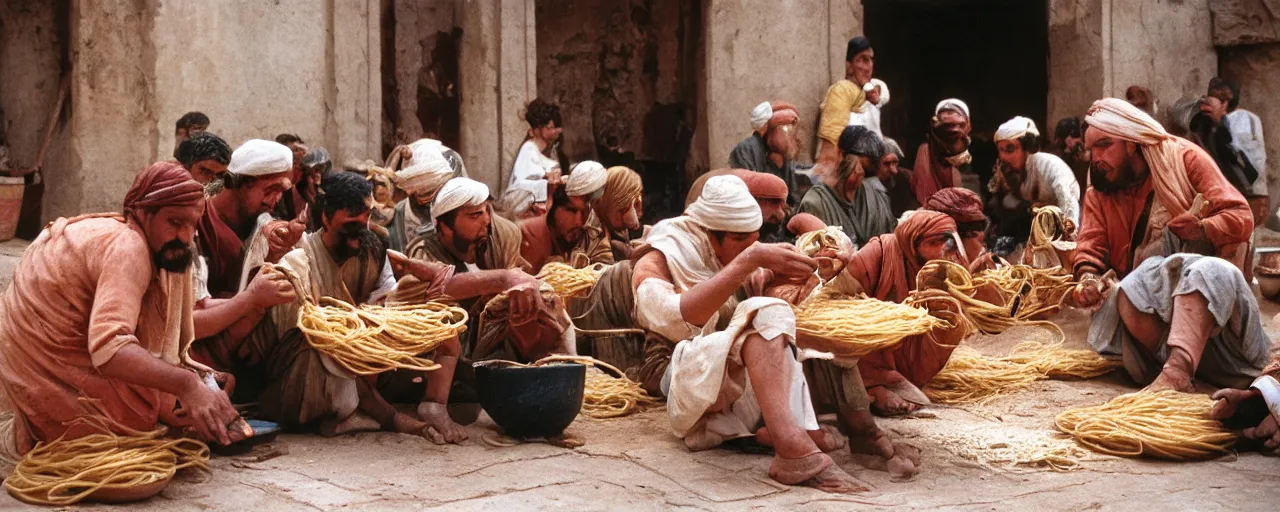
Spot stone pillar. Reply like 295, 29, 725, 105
1107, 0, 1217, 113
331, 0, 383, 162
1047, 0, 1106, 125
457, 0, 536, 193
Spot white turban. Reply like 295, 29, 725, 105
565, 160, 607, 197
864, 78, 890, 107
684, 175, 763, 233
1085, 97, 1195, 215
994, 116, 1040, 142
750, 101, 773, 131
396, 140, 454, 196
228, 139, 293, 176
935, 98, 970, 119
431, 177, 491, 219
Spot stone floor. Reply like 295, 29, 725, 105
0, 239, 1278, 510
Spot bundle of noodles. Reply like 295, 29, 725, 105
536, 262, 607, 299
926, 341, 1119, 404
4, 417, 210, 506
794, 296, 948, 359
298, 298, 468, 375
795, 226, 852, 281
1055, 390, 1237, 460
919, 260, 1070, 338
1025, 206, 1077, 268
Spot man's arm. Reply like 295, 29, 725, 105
193, 268, 295, 340
1071, 189, 1110, 279
1184, 146, 1254, 247
99, 344, 239, 445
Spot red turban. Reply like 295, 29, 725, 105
923, 187, 986, 225
850, 210, 957, 302
769, 101, 799, 128
786, 213, 827, 235
124, 161, 206, 219
729, 169, 788, 201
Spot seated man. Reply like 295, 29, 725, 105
844, 211, 972, 415
393, 178, 572, 362
1212, 357, 1280, 452
388, 139, 466, 252
1076, 254, 1270, 393
988, 116, 1081, 241
923, 187, 1002, 272
730, 100, 806, 206
589, 166, 644, 261
687, 169, 824, 244
1074, 98, 1253, 283
800, 125, 895, 245
0, 163, 241, 464
175, 131, 232, 185
520, 161, 613, 272
632, 175, 865, 493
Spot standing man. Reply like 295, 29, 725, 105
800, 125, 896, 245
1073, 98, 1253, 283
175, 132, 232, 186
729, 101, 806, 206
173, 111, 210, 157
0, 162, 241, 462
519, 161, 614, 272
1207, 77, 1269, 229
911, 99, 973, 206
815, 37, 874, 178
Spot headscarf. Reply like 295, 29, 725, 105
863, 78, 890, 107
496, 188, 537, 219
565, 160, 607, 197
684, 175, 763, 233
750, 101, 800, 134
302, 147, 332, 173
1085, 97, 1196, 215
851, 210, 956, 302
994, 116, 1039, 143
935, 99, 970, 119
731, 169, 787, 201
750, 102, 773, 131
124, 161, 206, 219
924, 187, 987, 225
598, 166, 643, 214
787, 213, 827, 235
883, 137, 904, 160
396, 139, 455, 196
228, 139, 293, 176
913, 99, 973, 204
432, 177, 491, 219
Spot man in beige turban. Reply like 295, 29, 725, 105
589, 166, 644, 261
388, 139, 467, 252
630, 175, 867, 493
519, 161, 614, 272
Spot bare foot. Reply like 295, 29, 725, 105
391, 412, 438, 442
887, 443, 921, 481
320, 412, 381, 437
869, 386, 921, 416
756, 425, 846, 453
1244, 415, 1279, 452
417, 402, 468, 444
547, 432, 585, 448
1144, 366, 1194, 393
849, 429, 921, 479
802, 464, 873, 494
1210, 388, 1261, 420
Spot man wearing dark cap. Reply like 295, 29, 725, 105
799, 125, 896, 245
815, 37, 875, 178
0, 162, 243, 462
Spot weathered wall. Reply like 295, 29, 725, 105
388, 0, 459, 153
704, 0, 862, 169
1221, 44, 1280, 228
1108, 0, 1217, 112
0, 1, 68, 175
1048, 0, 1106, 125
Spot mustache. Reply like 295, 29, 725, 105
154, 239, 194, 273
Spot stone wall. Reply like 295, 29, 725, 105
1108, 0, 1217, 112
388, 0, 460, 154
1048, 0, 1106, 125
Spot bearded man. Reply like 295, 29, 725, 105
816, 37, 875, 177
632, 175, 866, 493
686, 169, 823, 244
911, 99, 973, 206
520, 161, 614, 272
0, 162, 242, 465
988, 116, 1081, 242
800, 125, 896, 245
730, 101, 806, 206
923, 188, 1005, 272
1071, 98, 1253, 286
388, 139, 465, 252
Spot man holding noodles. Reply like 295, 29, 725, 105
0, 163, 242, 465
630, 174, 866, 493
519, 160, 614, 272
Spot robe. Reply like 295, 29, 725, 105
387, 198, 433, 254
817, 80, 867, 146
727, 134, 806, 207
197, 198, 249, 299
798, 182, 896, 247
910, 143, 963, 206
519, 214, 614, 273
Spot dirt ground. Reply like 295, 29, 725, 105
0, 240, 1279, 510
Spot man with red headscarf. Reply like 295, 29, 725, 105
842, 211, 971, 415
911, 99, 973, 205
0, 162, 243, 464
923, 187, 1001, 271
730, 101, 807, 206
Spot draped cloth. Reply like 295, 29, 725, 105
818, 80, 867, 145
631, 217, 817, 449
519, 214, 614, 273
728, 134, 807, 207
197, 198, 249, 299
1086, 98, 1197, 216
387, 198, 432, 253
0, 216, 202, 458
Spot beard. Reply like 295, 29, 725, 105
1090, 163, 1145, 194
154, 239, 194, 273
334, 223, 385, 263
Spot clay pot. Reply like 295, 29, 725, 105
475, 362, 584, 439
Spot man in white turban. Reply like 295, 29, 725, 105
387, 139, 467, 252
987, 116, 1081, 255
519, 161, 613, 272
629, 175, 867, 493
729, 100, 807, 206
911, 99, 973, 206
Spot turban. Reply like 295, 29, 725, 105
729, 169, 787, 201
924, 187, 987, 226
598, 166, 642, 212
994, 116, 1039, 142
397, 139, 455, 196
935, 98, 970, 119
432, 177, 491, 219
124, 161, 206, 218
750, 102, 773, 131
838, 125, 885, 160
1085, 97, 1196, 214
685, 175, 763, 233
846, 36, 872, 61
228, 139, 293, 176
751, 101, 800, 134
302, 147, 332, 171
565, 160, 607, 197
787, 213, 827, 235
497, 188, 537, 219
882, 137, 905, 160
895, 210, 958, 268
863, 78, 890, 107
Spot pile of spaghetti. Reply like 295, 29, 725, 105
920, 261, 1076, 337
486, 355, 661, 418
536, 262, 607, 299
4, 417, 210, 506
926, 341, 1119, 404
1054, 390, 1238, 460
794, 296, 949, 359
299, 298, 469, 375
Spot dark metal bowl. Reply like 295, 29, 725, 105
475, 362, 585, 439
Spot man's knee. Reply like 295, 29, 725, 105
437, 335, 462, 358
1117, 289, 1165, 349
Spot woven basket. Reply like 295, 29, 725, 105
0, 177, 25, 242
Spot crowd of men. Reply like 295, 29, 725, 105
0, 35, 1276, 494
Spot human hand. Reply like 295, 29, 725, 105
247, 266, 296, 309
388, 249, 448, 284
505, 272, 543, 325
746, 244, 817, 281
1167, 213, 1205, 241
1071, 272, 1112, 309
175, 374, 241, 446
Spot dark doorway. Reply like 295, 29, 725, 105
864, 0, 1049, 187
